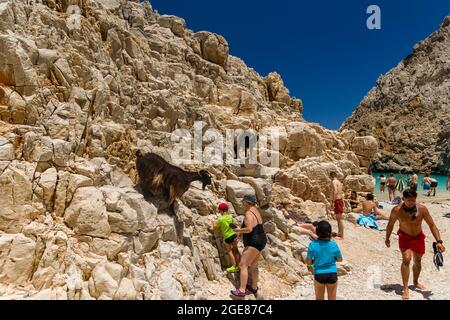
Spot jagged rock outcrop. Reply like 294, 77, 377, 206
0, 0, 376, 300
342, 14, 450, 174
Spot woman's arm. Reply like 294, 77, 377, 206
235, 212, 254, 234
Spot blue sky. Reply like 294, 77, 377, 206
150, 0, 450, 130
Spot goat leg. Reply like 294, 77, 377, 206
141, 184, 154, 200
169, 202, 176, 215
169, 186, 177, 205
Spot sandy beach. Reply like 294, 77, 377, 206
286, 197, 450, 300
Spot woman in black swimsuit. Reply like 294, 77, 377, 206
347, 190, 359, 210
230, 194, 267, 299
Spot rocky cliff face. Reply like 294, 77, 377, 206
342, 14, 450, 174
0, 0, 375, 299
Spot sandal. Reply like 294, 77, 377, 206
245, 285, 258, 295
230, 289, 246, 298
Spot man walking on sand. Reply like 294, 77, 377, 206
329, 172, 344, 239
385, 189, 445, 300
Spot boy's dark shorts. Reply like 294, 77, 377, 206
314, 273, 338, 284
225, 234, 238, 244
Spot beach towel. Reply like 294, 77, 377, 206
396, 177, 407, 192
356, 214, 384, 231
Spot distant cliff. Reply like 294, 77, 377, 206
342, 14, 450, 174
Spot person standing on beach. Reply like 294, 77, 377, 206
447, 172, 450, 191
385, 189, 446, 300
379, 175, 387, 193
387, 173, 397, 202
428, 177, 438, 197
409, 172, 418, 191
423, 174, 431, 193
329, 172, 344, 239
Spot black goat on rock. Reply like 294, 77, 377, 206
136, 150, 212, 212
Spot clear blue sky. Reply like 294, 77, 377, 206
150, 0, 450, 130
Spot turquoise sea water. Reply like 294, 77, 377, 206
372, 172, 449, 193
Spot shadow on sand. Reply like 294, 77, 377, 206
443, 213, 450, 219
380, 284, 433, 300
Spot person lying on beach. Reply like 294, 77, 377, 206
289, 220, 319, 240
352, 193, 389, 220
288, 219, 344, 240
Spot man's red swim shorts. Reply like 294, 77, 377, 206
334, 199, 344, 215
398, 229, 426, 255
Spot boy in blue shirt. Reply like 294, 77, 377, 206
306, 221, 343, 300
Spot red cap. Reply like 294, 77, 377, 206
218, 203, 229, 212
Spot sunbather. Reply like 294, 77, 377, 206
352, 193, 388, 220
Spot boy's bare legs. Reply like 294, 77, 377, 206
225, 243, 236, 267
326, 283, 338, 300
314, 281, 326, 300
231, 241, 241, 265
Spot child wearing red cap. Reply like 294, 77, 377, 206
212, 203, 241, 273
